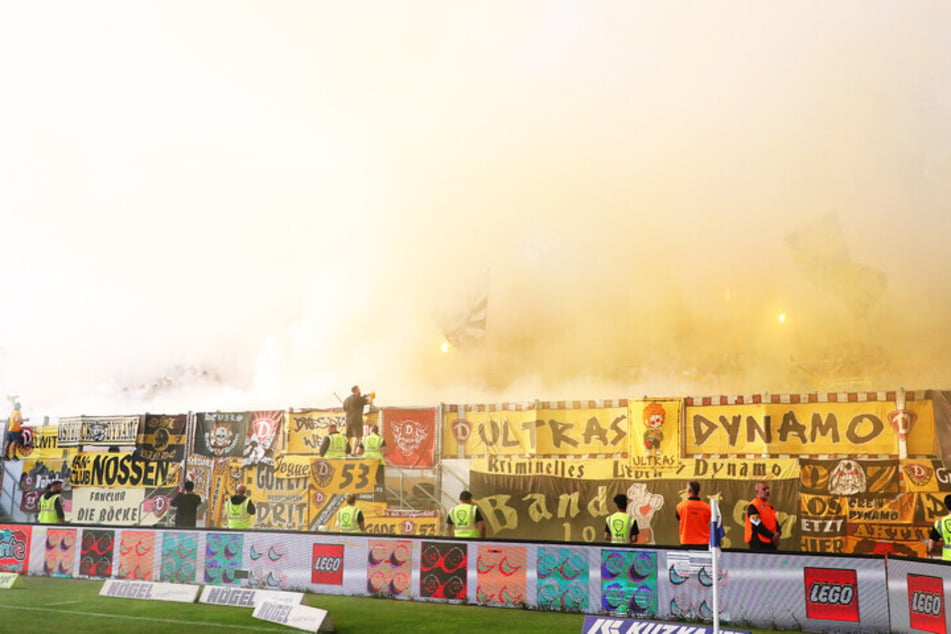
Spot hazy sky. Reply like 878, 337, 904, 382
1, 2, 950, 417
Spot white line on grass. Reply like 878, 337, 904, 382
47, 600, 81, 605
0, 605, 287, 631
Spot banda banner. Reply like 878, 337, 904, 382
70, 452, 181, 489
685, 400, 935, 456
286, 409, 344, 455
628, 399, 682, 471
469, 457, 800, 546
381, 407, 436, 468
136, 414, 188, 462
57, 416, 141, 448
193, 412, 250, 459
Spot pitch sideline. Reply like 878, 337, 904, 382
0, 604, 288, 631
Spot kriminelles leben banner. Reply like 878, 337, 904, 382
685, 400, 935, 456
70, 452, 180, 488
470, 457, 799, 546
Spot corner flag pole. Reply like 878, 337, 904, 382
710, 496, 723, 634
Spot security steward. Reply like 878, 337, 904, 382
605, 493, 639, 544
361, 425, 385, 460
927, 494, 951, 560
447, 490, 485, 538
336, 493, 365, 533
745, 481, 780, 551
676, 481, 711, 547
226, 485, 255, 529
319, 424, 349, 459
39, 480, 66, 524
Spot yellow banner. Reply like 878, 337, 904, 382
533, 403, 628, 456
285, 409, 344, 454
285, 409, 379, 454
70, 452, 180, 488
628, 399, 681, 471
472, 456, 800, 481
273, 455, 315, 479
443, 406, 537, 457
16, 426, 68, 460
685, 400, 935, 456
364, 515, 440, 537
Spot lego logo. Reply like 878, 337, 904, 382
912, 591, 943, 616
809, 583, 855, 605
313, 556, 342, 572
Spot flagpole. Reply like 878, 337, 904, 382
710, 496, 721, 634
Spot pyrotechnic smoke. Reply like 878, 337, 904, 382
1, 2, 949, 418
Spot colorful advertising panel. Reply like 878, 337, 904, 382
475, 544, 527, 607
0, 525, 31, 573
117, 531, 155, 580
79, 529, 115, 578
419, 541, 467, 601
160, 532, 198, 584
367, 540, 412, 598
537, 547, 588, 611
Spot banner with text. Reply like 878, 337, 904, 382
469, 457, 800, 547
685, 400, 935, 456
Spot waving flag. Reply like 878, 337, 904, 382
709, 497, 725, 550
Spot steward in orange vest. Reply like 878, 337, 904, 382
744, 481, 780, 551
676, 481, 711, 547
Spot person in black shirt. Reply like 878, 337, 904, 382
170, 481, 203, 528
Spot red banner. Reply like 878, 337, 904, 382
382, 408, 436, 468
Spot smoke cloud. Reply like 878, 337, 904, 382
1, 2, 950, 417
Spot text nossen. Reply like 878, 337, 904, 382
71, 454, 172, 487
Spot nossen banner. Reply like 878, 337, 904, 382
581, 616, 749, 634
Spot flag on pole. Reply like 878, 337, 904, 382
709, 497, 725, 550
709, 496, 724, 634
